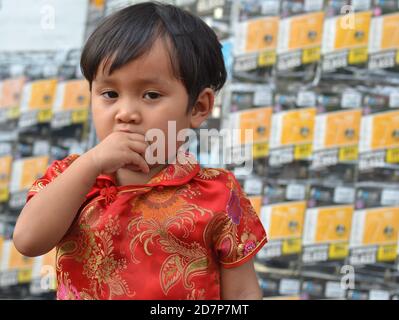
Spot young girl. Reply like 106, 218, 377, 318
13, 2, 267, 300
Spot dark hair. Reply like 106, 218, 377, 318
80, 2, 227, 112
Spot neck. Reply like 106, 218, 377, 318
115, 164, 167, 186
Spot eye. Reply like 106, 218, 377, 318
143, 91, 162, 100
101, 91, 118, 99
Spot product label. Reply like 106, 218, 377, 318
234, 16, 279, 70
303, 205, 354, 261
51, 79, 90, 127
359, 110, 399, 169
369, 13, 399, 69
0, 77, 25, 121
235, 16, 279, 55
350, 207, 399, 246
277, 12, 324, 69
260, 201, 306, 256
230, 107, 272, 158
303, 205, 354, 245
0, 155, 12, 202
269, 108, 316, 164
322, 11, 372, 70
244, 179, 263, 196
10, 156, 49, 193
19, 79, 57, 127
350, 207, 399, 263
312, 109, 361, 167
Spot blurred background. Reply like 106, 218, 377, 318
0, 0, 399, 300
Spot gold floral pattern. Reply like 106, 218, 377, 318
57, 213, 135, 299
128, 197, 213, 295
197, 168, 222, 180
29, 151, 267, 299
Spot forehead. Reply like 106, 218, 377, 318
94, 38, 178, 84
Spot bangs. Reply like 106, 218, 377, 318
81, 10, 180, 85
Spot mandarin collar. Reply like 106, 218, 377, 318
93, 151, 200, 190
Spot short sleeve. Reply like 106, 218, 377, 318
26, 154, 79, 203
213, 171, 267, 269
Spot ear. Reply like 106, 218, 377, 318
190, 88, 215, 129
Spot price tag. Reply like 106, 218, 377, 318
339, 145, 358, 161
234, 54, 258, 71
313, 149, 339, 168
341, 91, 362, 108
334, 187, 355, 204
52, 111, 71, 128
261, 0, 279, 15
302, 47, 321, 63
196, 0, 224, 13
377, 245, 397, 262
0, 109, 8, 123
71, 109, 88, 123
369, 290, 390, 300
252, 143, 269, 159
279, 279, 300, 296
282, 239, 302, 254
37, 109, 52, 123
253, 88, 273, 106
294, 143, 312, 160
322, 51, 348, 71
352, 0, 371, 11
303, 245, 329, 262
286, 184, 306, 201
0, 270, 18, 287
0, 187, 9, 202
304, 0, 324, 12
325, 281, 345, 299
348, 47, 368, 64
258, 51, 276, 67
329, 243, 349, 259
269, 147, 294, 166
389, 92, 399, 108
386, 148, 399, 164
18, 269, 32, 284
9, 191, 28, 209
297, 91, 316, 107
7, 106, 20, 119
369, 51, 396, 69
260, 241, 282, 258
349, 247, 377, 265
359, 151, 386, 170
33, 141, 50, 157
244, 178, 263, 195
277, 51, 302, 70
381, 189, 399, 206
18, 111, 38, 128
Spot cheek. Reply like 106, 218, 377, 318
92, 107, 114, 140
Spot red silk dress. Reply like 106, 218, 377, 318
27, 152, 267, 300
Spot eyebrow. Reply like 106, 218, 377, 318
94, 76, 170, 87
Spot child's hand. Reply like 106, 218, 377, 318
86, 132, 150, 174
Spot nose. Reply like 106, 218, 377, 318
115, 103, 142, 124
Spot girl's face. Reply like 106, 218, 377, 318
91, 38, 208, 164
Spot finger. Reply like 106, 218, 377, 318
129, 152, 150, 173
128, 140, 149, 156
122, 164, 142, 171
127, 133, 147, 143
